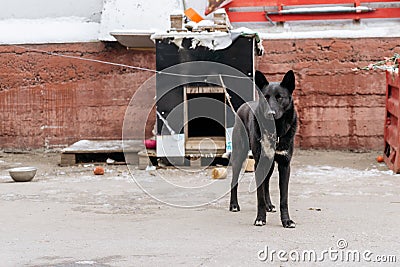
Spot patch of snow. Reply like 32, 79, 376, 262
0, 17, 100, 44
0, 0, 103, 21
109, 175, 129, 181
171, 9, 185, 16
0, 175, 10, 180
293, 165, 399, 193
1, 194, 18, 201
197, 20, 214, 27
75, 261, 96, 265
295, 165, 398, 181
251, 20, 400, 39
83, 164, 95, 168
259, 27, 400, 39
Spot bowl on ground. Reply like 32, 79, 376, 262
8, 167, 37, 182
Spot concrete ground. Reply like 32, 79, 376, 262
0, 150, 399, 266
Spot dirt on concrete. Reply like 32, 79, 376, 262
0, 150, 399, 266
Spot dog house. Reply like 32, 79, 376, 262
152, 30, 261, 161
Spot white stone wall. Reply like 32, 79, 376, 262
0, 0, 208, 44
0, 0, 103, 21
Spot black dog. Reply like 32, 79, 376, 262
229, 70, 297, 228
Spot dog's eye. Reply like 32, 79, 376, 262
275, 94, 281, 99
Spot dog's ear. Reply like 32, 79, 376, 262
255, 70, 269, 90
280, 70, 295, 94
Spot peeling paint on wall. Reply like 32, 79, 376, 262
99, 0, 183, 41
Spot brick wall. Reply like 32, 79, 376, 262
0, 38, 399, 150
0, 42, 155, 149
258, 38, 400, 150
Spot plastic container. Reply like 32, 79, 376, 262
384, 63, 400, 173
185, 8, 203, 23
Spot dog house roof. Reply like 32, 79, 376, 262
151, 27, 263, 54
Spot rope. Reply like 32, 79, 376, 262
12, 45, 249, 80
219, 74, 238, 115
156, 111, 176, 136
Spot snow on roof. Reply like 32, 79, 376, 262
0, 17, 100, 45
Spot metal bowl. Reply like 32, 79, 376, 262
8, 167, 37, 182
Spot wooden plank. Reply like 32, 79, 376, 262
62, 140, 144, 154
185, 86, 224, 94
60, 153, 76, 167
138, 154, 151, 170
60, 140, 145, 166
137, 149, 156, 169
185, 136, 226, 155
189, 157, 202, 168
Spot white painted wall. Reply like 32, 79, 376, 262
99, 0, 209, 40
0, 0, 208, 44
99, 0, 183, 40
0, 0, 103, 44
0, 0, 103, 21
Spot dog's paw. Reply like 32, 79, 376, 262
229, 203, 240, 212
254, 217, 266, 226
282, 219, 296, 228
266, 205, 276, 213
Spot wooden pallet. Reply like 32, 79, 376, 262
138, 149, 157, 170
60, 140, 144, 166
156, 155, 230, 167
185, 136, 226, 156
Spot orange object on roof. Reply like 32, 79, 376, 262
185, 8, 204, 23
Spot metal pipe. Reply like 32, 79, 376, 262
181, 0, 186, 11
267, 6, 375, 15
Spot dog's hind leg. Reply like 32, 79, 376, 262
229, 120, 248, 212
229, 145, 247, 212
278, 163, 296, 228
264, 165, 276, 213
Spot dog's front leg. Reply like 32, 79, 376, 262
264, 165, 276, 213
278, 163, 296, 228
254, 166, 267, 226
254, 182, 267, 226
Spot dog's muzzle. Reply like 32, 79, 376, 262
268, 110, 276, 115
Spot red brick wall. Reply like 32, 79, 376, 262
258, 38, 400, 150
0, 38, 399, 150
0, 42, 155, 149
